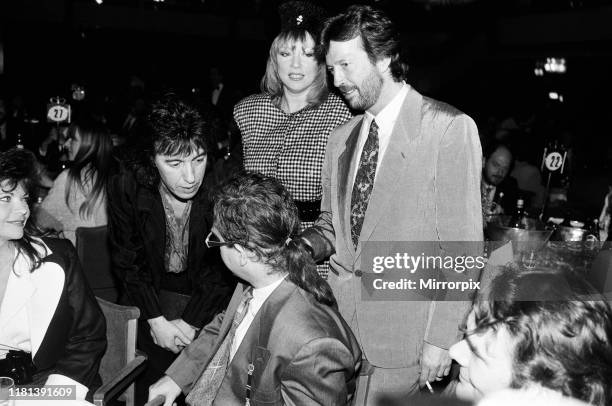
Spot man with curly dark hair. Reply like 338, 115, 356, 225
107, 93, 236, 404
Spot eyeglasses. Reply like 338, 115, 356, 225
205, 231, 236, 248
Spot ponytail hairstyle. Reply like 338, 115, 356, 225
64, 119, 114, 218
213, 172, 335, 306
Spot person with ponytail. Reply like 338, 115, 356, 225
148, 172, 362, 406
36, 118, 114, 244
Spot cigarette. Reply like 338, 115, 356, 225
425, 380, 434, 394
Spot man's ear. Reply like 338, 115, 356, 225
376, 56, 392, 75
233, 244, 248, 266
235, 244, 258, 266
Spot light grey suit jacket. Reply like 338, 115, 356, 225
302, 86, 483, 368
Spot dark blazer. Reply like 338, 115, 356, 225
167, 280, 362, 405
494, 176, 520, 214
0, 237, 106, 399
107, 170, 235, 328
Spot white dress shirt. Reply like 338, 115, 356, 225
0, 251, 33, 359
351, 83, 409, 188
229, 276, 286, 361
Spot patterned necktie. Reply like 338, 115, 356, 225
350, 120, 379, 248
186, 288, 254, 406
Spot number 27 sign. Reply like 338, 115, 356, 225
46, 100, 71, 124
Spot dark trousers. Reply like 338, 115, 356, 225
135, 320, 186, 406
134, 290, 191, 406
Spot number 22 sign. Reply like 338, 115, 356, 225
544, 152, 563, 171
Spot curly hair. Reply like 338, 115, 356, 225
213, 172, 335, 306
121, 93, 209, 188
320, 5, 408, 82
0, 148, 46, 271
471, 267, 612, 405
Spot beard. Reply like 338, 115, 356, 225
340, 68, 383, 111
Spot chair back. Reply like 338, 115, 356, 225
97, 298, 140, 405
76, 225, 119, 302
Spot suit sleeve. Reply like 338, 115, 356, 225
50, 241, 106, 398
300, 131, 337, 262
425, 114, 484, 349
166, 286, 242, 393
281, 337, 357, 406
107, 173, 162, 320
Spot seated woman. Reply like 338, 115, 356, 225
149, 173, 362, 405
36, 119, 114, 244
449, 266, 612, 406
0, 148, 106, 400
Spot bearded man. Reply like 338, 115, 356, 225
300, 5, 484, 402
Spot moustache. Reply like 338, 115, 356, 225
339, 85, 357, 94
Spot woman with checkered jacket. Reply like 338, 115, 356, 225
233, 2, 352, 278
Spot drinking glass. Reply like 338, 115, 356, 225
0, 377, 14, 406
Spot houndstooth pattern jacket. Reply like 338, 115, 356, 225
234, 92, 352, 204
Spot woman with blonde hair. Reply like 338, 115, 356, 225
234, 0, 352, 278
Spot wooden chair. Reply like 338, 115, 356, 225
94, 298, 147, 406
76, 225, 120, 303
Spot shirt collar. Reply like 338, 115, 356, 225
252, 275, 286, 301
365, 82, 409, 133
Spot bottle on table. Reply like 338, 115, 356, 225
15, 133, 24, 149
508, 198, 526, 229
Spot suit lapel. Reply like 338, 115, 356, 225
224, 279, 296, 398
354, 88, 423, 261
29, 261, 65, 357
188, 190, 209, 278
137, 188, 166, 272
337, 118, 364, 255
216, 284, 250, 343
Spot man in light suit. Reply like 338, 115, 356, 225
300, 5, 483, 401
148, 173, 361, 406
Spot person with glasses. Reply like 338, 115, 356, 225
148, 172, 362, 406
107, 93, 236, 404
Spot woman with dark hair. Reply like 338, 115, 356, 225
36, 119, 114, 244
107, 93, 236, 404
234, 1, 352, 278
449, 266, 612, 406
0, 148, 106, 400
149, 172, 361, 405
